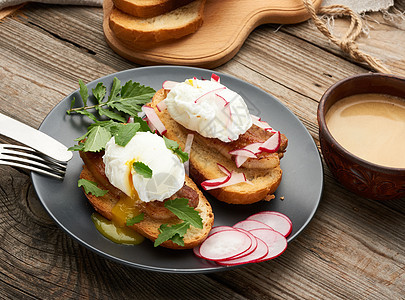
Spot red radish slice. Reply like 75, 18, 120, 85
215, 93, 229, 105
249, 228, 287, 261
217, 163, 231, 176
137, 111, 146, 119
221, 229, 258, 261
162, 80, 179, 90
201, 171, 247, 191
229, 149, 257, 158
183, 133, 194, 176
201, 175, 231, 190
256, 211, 292, 226
194, 87, 226, 103
127, 116, 134, 123
217, 237, 269, 266
142, 106, 167, 135
156, 100, 167, 112
193, 245, 203, 258
259, 131, 280, 153
208, 226, 234, 236
247, 211, 292, 237
233, 220, 274, 231
211, 73, 220, 82
199, 230, 252, 261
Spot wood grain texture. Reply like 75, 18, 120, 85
103, 0, 322, 68
0, 2, 404, 299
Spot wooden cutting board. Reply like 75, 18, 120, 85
103, 0, 322, 68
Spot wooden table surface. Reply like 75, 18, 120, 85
1, 2, 404, 299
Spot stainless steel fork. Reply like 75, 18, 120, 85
0, 144, 67, 179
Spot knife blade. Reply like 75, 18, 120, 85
0, 113, 73, 162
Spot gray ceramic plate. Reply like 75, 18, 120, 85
32, 66, 323, 273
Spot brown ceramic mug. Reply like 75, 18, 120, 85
317, 73, 405, 200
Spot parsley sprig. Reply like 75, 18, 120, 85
67, 78, 154, 152
67, 78, 155, 123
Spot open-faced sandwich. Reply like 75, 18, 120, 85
68, 78, 213, 249
145, 74, 288, 204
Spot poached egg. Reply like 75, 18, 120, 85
103, 131, 185, 203
165, 78, 252, 142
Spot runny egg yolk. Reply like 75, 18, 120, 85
111, 159, 142, 228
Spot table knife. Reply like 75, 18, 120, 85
0, 113, 73, 162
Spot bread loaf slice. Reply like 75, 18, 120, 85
112, 0, 195, 18
109, 0, 205, 44
149, 89, 284, 205
80, 154, 214, 250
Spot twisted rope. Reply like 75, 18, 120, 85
302, 0, 390, 73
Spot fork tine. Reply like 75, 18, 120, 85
0, 154, 66, 175
0, 160, 64, 180
1, 148, 66, 171
0, 144, 68, 166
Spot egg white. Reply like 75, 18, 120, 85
103, 131, 185, 202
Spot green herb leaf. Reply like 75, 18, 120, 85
126, 213, 144, 226
78, 179, 108, 197
79, 79, 89, 107
97, 107, 126, 122
111, 123, 140, 146
68, 143, 85, 151
83, 125, 112, 152
164, 198, 203, 229
75, 109, 98, 122
133, 161, 153, 178
154, 222, 190, 247
92, 82, 107, 104
163, 136, 189, 163
107, 77, 121, 103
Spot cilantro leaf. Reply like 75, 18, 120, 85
110, 122, 140, 146
133, 161, 153, 178
92, 82, 107, 104
164, 198, 203, 229
126, 213, 144, 226
78, 179, 108, 197
79, 79, 89, 107
163, 136, 189, 163
83, 125, 112, 152
154, 222, 190, 247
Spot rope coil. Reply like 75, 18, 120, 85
302, 0, 390, 73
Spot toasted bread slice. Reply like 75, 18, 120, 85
109, 0, 205, 44
80, 159, 214, 250
149, 89, 284, 205
112, 0, 195, 18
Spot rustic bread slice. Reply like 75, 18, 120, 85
149, 89, 284, 205
112, 0, 195, 18
80, 163, 214, 250
109, 0, 205, 44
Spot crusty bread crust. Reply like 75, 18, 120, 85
112, 0, 195, 18
149, 89, 284, 205
80, 165, 214, 249
109, 0, 205, 44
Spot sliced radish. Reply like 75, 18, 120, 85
259, 131, 280, 153
199, 230, 252, 261
183, 133, 194, 176
201, 175, 231, 190
217, 237, 269, 266
229, 148, 257, 158
211, 73, 220, 82
209, 226, 234, 236
127, 116, 134, 123
137, 111, 146, 119
233, 219, 274, 231
156, 100, 167, 112
162, 80, 179, 90
223, 229, 258, 260
217, 163, 231, 176
256, 211, 292, 225
247, 211, 292, 237
249, 229, 287, 261
194, 87, 226, 103
142, 106, 167, 135
201, 171, 247, 191
193, 245, 203, 258
215, 93, 228, 105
